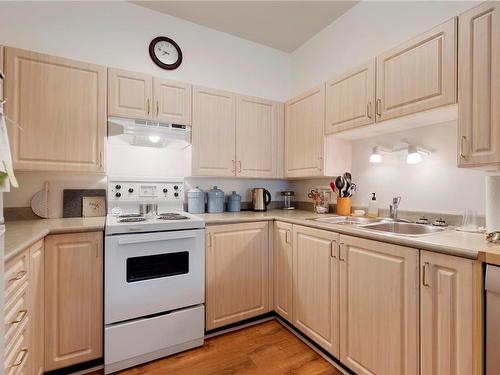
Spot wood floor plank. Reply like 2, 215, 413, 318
92, 320, 341, 374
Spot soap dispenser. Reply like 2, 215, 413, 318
368, 193, 378, 218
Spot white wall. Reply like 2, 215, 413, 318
291, 1, 478, 95
0, 1, 291, 101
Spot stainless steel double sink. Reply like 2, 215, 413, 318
310, 216, 447, 237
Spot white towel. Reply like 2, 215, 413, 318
0, 106, 18, 190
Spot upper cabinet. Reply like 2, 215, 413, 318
192, 86, 236, 177
285, 85, 352, 178
376, 18, 457, 122
236, 95, 282, 178
192, 86, 283, 178
458, 2, 500, 168
326, 59, 376, 134
4, 47, 107, 173
285, 85, 326, 178
108, 68, 192, 125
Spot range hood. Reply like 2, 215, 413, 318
107, 116, 191, 149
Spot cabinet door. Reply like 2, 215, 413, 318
293, 225, 339, 356
236, 95, 281, 178
206, 222, 269, 330
273, 221, 293, 322
5, 48, 106, 173
153, 77, 192, 125
28, 240, 44, 375
458, 2, 500, 167
192, 86, 236, 177
325, 59, 376, 134
285, 85, 325, 178
376, 18, 457, 122
421, 251, 480, 375
108, 68, 153, 120
339, 235, 419, 375
44, 232, 103, 371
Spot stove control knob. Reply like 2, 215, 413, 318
163, 188, 168, 193
115, 184, 121, 190
115, 192, 121, 198
174, 192, 179, 198
128, 188, 134, 193
174, 185, 179, 190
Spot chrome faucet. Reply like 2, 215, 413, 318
390, 196, 402, 220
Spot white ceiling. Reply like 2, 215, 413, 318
132, 1, 357, 52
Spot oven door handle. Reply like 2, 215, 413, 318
117, 232, 200, 245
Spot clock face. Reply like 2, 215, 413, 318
149, 37, 183, 70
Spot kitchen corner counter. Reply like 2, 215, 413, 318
198, 210, 500, 263
4, 217, 105, 262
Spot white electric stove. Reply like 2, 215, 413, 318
104, 177, 205, 374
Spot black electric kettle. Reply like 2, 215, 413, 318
251, 188, 272, 211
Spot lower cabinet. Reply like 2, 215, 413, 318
44, 232, 103, 371
339, 235, 419, 375
206, 222, 270, 330
292, 225, 340, 356
273, 221, 293, 322
420, 250, 481, 375
28, 240, 44, 375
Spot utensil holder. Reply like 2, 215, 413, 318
336, 197, 352, 216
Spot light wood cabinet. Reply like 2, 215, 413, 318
153, 77, 192, 125
192, 86, 236, 177
325, 59, 376, 134
236, 95, 282, 178
206, 222, 270, 330
273, 221, 293, 322
375, 18, 457, 122
28, 240, 44, 375
44, 232, 103, 371
420, 250, 482, 375
458, 2, 500, 168
292, 225, 339, 356
285, 85, 325, 178
108, 68, 192, 125
108, 68, 153, 120
339, 235, 419, 375
4, 47, 107, 173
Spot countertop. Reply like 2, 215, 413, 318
197, 210, 500, 263
4, 217, 105, 262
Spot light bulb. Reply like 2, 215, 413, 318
149, 135, 160, 143
406, 145, 422, 164
369, 146, 382, 163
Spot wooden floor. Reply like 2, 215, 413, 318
95, 320, 342, 374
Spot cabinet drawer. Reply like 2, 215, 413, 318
4, 283, 29, 349
4, 249, 29, 302
5, 320, 29, 375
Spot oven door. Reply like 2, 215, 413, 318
105, 229, 204, 325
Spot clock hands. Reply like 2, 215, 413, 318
158, 48, 170, 56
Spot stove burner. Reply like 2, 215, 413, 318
119, 217, 147, 223
158, 213, 189, 220
119, 214, 143, 218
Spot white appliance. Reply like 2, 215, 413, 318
104, 177, 205, 374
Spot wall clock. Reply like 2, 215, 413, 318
149, 36, 183, 70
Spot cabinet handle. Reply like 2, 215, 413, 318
318, 156, 323, 171
10, 349, 28, 368
156, 100, 160, 117
8, 270, 27, 283
10, 310, 28, 325
146, 98, 151, 115
460, 136, 467, 159
99, 151, 103, 169
366, 102, 372, 119
423, 262, 431, 287
238, 160, 242, 173
331, 240, 338, 258
285, 230, 291, 244
339, 243, 346, 261
231, 159, 236, 174
207, 233, 212, 247
376, 99, 382, 117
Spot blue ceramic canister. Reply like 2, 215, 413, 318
207, 186, 225, 213
227, 191, 242, 212
187, 186, 206, 214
